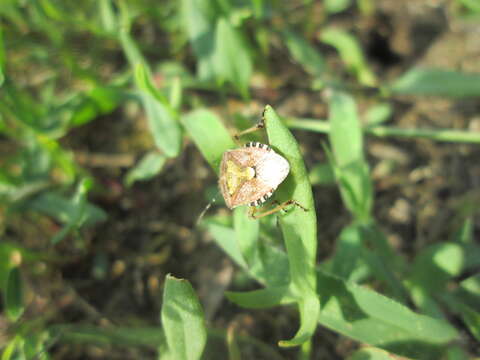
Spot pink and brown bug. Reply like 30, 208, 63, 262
218, 116, 307, 219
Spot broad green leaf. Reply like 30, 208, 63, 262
328, 91, 373, 222
5, 266, 24, 321
182, 109, 236, 172
125, 152, 167, 186
213, 18, 252, 98
181, 0, 217, 81
317, 270, 458, 356
320, 28, 376, 86
161, 274, 207, 360
390, 68, 480, 97
282, 30, 325, 79
263, 106, 319, 347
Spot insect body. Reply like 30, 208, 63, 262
219, 141, 290, 209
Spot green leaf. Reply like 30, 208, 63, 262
308, 162, 335, 185
282, 29, 325, 79
328, 91, 373, 221
213, 17, 252, 98
263, 106, 320, 347
161, 274, 207, 360
325, 0, 352, 13
365, 103, 392, 126
27, 189, 107, 228
70, 86, 123, 127
4, 267, 24, 321
390, 68, 480, 97
50, 325, 166, 347
347, 347, 398, 360
408, 242, 464, 317
331, 224, 364, 280
0, 25, 4, 86
181, 0, 217, 81
182, 109, 236, 172
125, 152, 167, 186
135, 63, 182, 158
233, 207, 260, 269
99, 0, 117, 34
320, 28, 376, 86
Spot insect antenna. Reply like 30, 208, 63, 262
196, 192, 220, 226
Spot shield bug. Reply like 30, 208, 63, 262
218, 116, 307, 219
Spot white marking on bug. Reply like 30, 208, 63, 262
255, 151, 290, 190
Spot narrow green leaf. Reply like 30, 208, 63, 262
161, 274, 207, 360
390, 68, 480, 97
328, 91, 373, 221
5, 267, 24, 321
182, 109, 236, 172
320, 28, 376, 86
50, 325, 166, 347
213, 18, 252, 98
282, 30, 325, 79
263, 106, 319, 347
226, 286, 294, 309
125, 152, 166, 186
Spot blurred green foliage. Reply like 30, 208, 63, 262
1, 0, 480, 359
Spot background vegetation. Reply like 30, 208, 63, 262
1, 0, 480, 359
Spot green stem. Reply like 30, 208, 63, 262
286, 118, 480, 144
